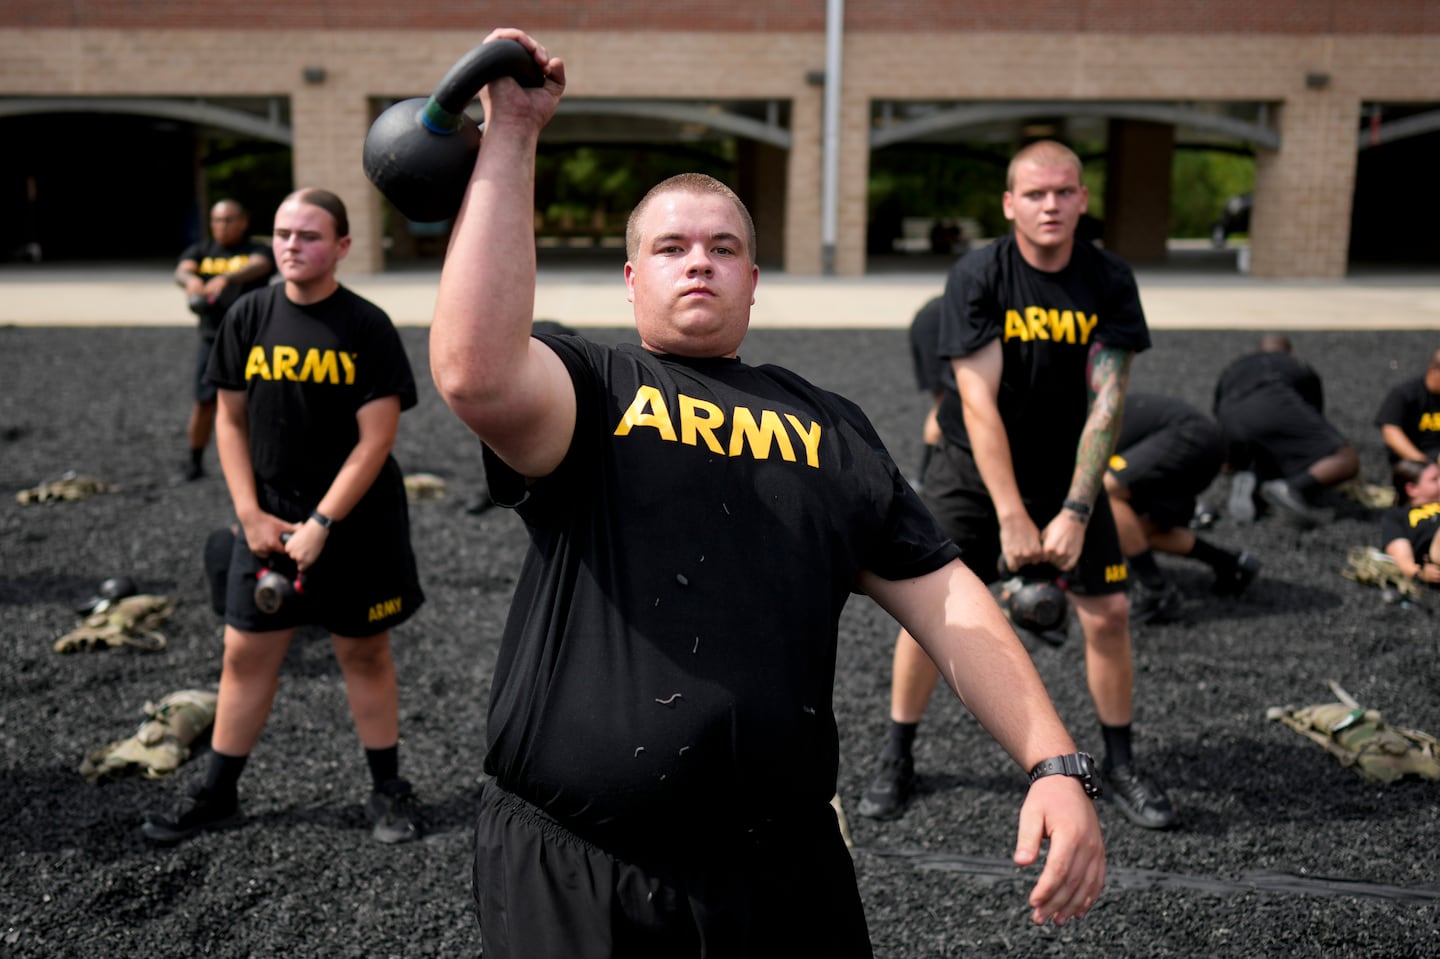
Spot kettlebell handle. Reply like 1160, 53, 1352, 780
422, 39, 547, 135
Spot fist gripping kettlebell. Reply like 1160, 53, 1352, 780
363, 38, 546, 223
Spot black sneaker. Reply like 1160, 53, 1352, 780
176, 459, 205, 483
1212, 551, 1262, 596
1103, 764, 1175, 830
856, 753, 915, 820
142, 787, 241, 845
1260, 479, 1327, 529
1129, 579, 1183, 624
366, 778, 423, 844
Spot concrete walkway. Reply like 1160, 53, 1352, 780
3, 262, 1439, 330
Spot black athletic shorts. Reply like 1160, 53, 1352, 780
223, 470, 424, 637
1215, 389, 1348, 479
471, 782, 872, 959
194, 333, 219, 405
1108, 417, 1224, 530
921, 441, 1127, 595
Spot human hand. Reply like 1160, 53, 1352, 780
201, 276, 228, 301
283, 518, 329, 572
1039, 511, 1086, 572
240, 512, 300, 558
1013, 775, 1106, 925
477, 28, 566, 135
998, 514, 1045, 571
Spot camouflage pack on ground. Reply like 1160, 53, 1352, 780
79, 689, 218, 782
1341, 545, 1424, 600
403, 472, 449, 501
1267, 682, 1440, 783
53, 594, 173, 653
16, 470, 117, 504
1335, 477, 1396, 510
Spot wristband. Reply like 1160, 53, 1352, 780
1062, 498, 1092, 519
309, 510, 333, 529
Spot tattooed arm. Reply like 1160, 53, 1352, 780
1041, 344, 1133, 571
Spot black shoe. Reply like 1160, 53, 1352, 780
856, 753, 915, 820
175, 459, 205, 483
366, 778, 424, 844
1129, 579, 1183, 624
1260, 479, 1325, 529
1213, 551, 1262, 596
142, 787, 241, 845
1103, 764, 1175, 830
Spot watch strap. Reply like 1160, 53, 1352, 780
310, 510, 333, 529
1028, 752, 1101, 798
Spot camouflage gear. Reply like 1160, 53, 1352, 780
1341, 545, 1423, 600
16, 471, 117, 504
1335, 478, 1395, 510
80, 689, 219, 783
403, 472, 449, 500
1268, 683, 1440, 783
53, 594, 173, 653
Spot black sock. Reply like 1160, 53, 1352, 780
882, 721, 918, 760
189, 447, 204, 468
1289, 471, 1322, 502
1100, 723, 1133, 771
1187, 538, 1236, 572
1127, 549, 1166, 588
203, 750, 248, 799
365, 744, 400, 788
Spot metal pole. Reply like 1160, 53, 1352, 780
821, 0, 844, 275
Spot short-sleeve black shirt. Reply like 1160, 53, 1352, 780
1374, 376, 1440, 462
934, 235, 1151, 492
206, 284, 418, 502
1381, 501, 1440, 557
178, 237, 274, 336
480, 336, 960, 846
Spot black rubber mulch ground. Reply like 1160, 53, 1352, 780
1, 323, 1437, 958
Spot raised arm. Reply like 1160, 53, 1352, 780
860, 562, 1106, 926
429, 29, 575, 479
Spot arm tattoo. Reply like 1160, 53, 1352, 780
1068, 345, 1132, 507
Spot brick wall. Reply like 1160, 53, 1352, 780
3, 20, 1440, 275
4, 1, 1437, 33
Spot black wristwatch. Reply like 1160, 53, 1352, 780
1028, 752, 1102, 799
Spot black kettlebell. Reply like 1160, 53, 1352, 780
254, 533, 302, 616
363, 38, 546, 223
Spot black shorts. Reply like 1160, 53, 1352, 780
471, 782, 872, 959
922, 441, 1128, 595
1216, 390, 1348, 479
223, 469, 424, 637
1108, 417, 1224, 530
194, 334, 218, 405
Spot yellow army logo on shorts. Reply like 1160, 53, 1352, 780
1003, 307, 1099, 345
1105, 564, 1128, 583
368, 597, 403, 623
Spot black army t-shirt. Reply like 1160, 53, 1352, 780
934, 234, 1151, 494
480, 336, 960, 845
207, 284, 417, 502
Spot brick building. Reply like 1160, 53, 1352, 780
1, 1, 1437, 277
